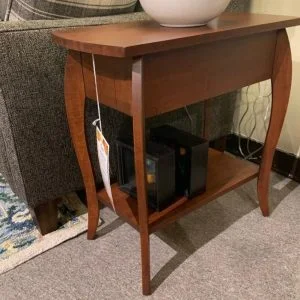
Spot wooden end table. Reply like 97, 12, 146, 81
53, 13, 300, 295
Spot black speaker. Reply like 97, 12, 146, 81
150, 125, 209, 198
116, 136, 176, 211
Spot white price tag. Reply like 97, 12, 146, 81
96, 126, 115, 212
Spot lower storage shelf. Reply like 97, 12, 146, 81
97, 149, 259, 233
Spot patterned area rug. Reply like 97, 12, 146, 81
0, 173, 94, 274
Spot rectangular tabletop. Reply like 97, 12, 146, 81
53, 13, 300, 57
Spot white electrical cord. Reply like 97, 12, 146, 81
183, 83, 271, 161
4, 0, 13, 21
237, 82, 272, 160
246, 83, 261, 158
184, 106, 193, 133
238, 86, 251, 158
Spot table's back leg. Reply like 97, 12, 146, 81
258, 29, 292, 216
132, 58, 151, 295
65, 50, 99, 239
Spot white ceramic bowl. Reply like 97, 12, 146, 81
139, 0, 231, 27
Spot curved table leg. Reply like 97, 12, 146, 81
132, 58, 151, 295
258, 29, 292, 216
65, 50, 99, 239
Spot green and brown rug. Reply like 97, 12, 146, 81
0, 173, 95, 274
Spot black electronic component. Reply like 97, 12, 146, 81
150, 125, 208, 198
116, 136, 176, 211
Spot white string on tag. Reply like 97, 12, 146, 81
91, 54, 116, 212
92, 54, 103, 132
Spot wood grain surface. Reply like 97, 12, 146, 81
53, 13, 300, 57
56, 14, 298, 295
142, 31, 277, 117
97, 149, 259, 233
131, 58, 151, 295
64, 51, 100, 240
258, 29, 292, 216
79, 31, 277, 118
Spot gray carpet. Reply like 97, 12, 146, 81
0, 173, 299, 300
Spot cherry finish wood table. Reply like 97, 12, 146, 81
53, 13, 300, 295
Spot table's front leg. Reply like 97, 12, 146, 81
65, 50, 99, 239
258, 29, 292, 216
132, 58, 151, 295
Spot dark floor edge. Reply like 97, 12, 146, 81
214, 134, 300, 183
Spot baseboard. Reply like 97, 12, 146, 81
219, 134, 300, 183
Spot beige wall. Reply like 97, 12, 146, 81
232, 0, 300, 157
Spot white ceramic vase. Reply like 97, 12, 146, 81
139, 0, 231, 27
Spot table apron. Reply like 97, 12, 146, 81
82, 31, 277, 118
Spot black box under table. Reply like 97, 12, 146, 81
150, 125, 209, 198
116, 136, 176, 211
